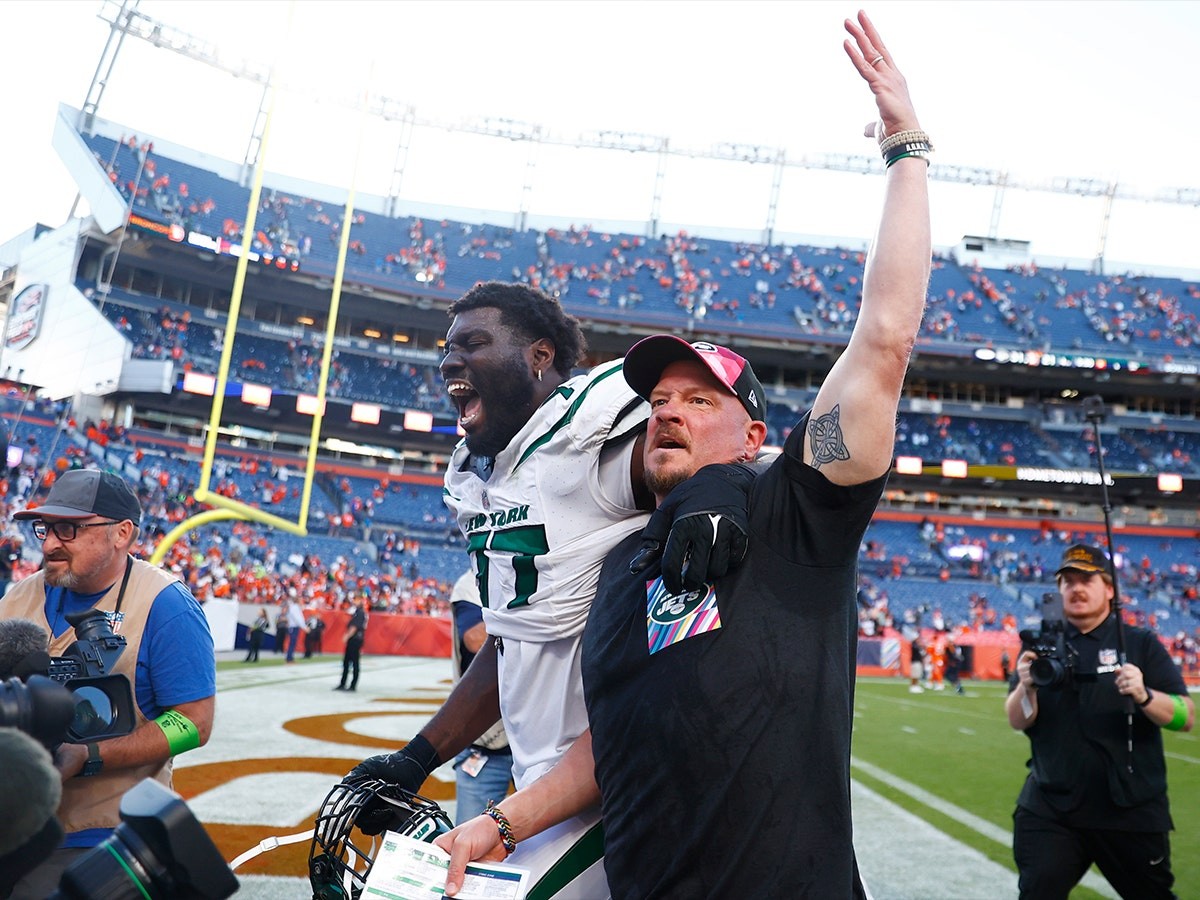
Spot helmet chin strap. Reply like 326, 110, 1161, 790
229, 826, 322, 871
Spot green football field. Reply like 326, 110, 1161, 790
852, 677, 1199, 898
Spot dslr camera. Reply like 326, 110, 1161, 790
1019, 592, 1096, 690
43, 608, 136, 744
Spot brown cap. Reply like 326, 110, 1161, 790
1055, 543, 1110, 577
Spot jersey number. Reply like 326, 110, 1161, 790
467, 525, 550, 609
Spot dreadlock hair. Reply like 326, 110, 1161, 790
448, 281, 587, 376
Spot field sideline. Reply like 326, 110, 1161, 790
175, 656, 1195, 899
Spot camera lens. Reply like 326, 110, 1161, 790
0, 676, 75, 747
56, 822, 165, 899
1029, 655, 1066, 689
68, 684, 119, 739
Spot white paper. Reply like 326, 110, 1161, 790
362, 831, 530, 900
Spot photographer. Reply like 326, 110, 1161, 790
1006, 544, 1194, 900
0, 469, 216, 898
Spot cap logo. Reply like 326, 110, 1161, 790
692, 341, 718, 353
746, 390, 758, 409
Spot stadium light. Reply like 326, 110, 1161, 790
351, 403, 381, 425
941, 459, 969, 479
403, 411, 433, 432
895, 456, 924, 476
182, 372, 216, 396
1158, 473, 1183, 493
296, 394, 326, 416
240, 383, 272, 407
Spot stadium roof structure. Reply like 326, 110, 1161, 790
89, 0, 1200, 269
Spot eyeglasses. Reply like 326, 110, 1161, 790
32, 520, 122, 542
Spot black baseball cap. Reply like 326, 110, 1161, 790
14, 469, 142, 525
623, 335, 767, 423
1055, 543, 1110, 577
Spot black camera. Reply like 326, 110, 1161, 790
43, 609, 137, 744
1019, 592, 1096, 690
50, 777, 239, 899
0, 674, 77, 747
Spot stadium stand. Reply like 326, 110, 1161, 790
1, 108, 1197, 681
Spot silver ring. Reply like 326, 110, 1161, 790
870, 55, 885, 66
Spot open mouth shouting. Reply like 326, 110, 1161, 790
446, 379, 482, 430
652, 429, 689, 453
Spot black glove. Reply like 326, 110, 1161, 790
631, 462, 756, 595
345, 734, 442, 835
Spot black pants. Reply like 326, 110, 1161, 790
340, 638, 363, 689
1013, 806, 1176, 899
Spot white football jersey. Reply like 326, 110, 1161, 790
444, 359, 649, 787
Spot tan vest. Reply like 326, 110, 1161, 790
2, 557, 182, 834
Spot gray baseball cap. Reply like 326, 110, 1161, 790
14, 469, 142, 524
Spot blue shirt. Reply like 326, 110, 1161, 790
45, 577, 215, 846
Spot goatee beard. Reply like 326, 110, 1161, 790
644, 467, 689, 500
45, 569, 79, 590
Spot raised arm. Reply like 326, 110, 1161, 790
805, 10, 931, 486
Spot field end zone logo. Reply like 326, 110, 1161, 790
6, 283, 48, 351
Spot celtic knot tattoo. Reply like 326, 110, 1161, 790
807, 404, 850, 470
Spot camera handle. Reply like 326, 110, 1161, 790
1082, 394, 1135, 773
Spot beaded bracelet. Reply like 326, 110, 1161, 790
484, 801, 517, 855
879, 129, 932, 154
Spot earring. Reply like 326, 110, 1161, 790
536, 368, 543, 382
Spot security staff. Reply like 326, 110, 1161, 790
1006, 543, 1194, 900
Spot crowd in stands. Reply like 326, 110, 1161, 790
1, 395, 1196, 670
83, 132, 1200, 363
853, 513, 1200, 676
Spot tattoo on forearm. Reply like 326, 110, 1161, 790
808, 404, 851, 470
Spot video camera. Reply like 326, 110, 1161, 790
0, 634, 238, 898
1019, 592, 1096, 690
50, 778, 238, 899
42, 608, 136, 744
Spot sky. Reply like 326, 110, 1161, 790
2, 0, 1198, 275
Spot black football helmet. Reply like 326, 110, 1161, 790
309, 778, 452, 899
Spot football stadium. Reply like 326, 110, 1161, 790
1, 2, 1197, 898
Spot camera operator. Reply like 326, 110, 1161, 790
1006, 544, 1194, 900
0, 469, 216, 898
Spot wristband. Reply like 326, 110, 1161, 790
404, 733, 443, 774
1138, 688, 1154, 708
155, 709, 202, 755
81, 742, 103, 777
1165, 694, 1188, 732
484, 801, 517, 855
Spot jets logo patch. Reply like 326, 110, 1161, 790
645, 577, 721, 654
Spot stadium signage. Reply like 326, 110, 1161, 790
1015, 466, 1112, 485
128, 214, 185, 242
5, 282, 48, 351
973, 347, 1145, 373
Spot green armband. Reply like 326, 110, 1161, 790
155, 709, 202, 755
1165, 694, 1189, 732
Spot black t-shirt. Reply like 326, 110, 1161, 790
583, 419, 884, 899
1011, 614, 1188, 831
346, 606, 367, 644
